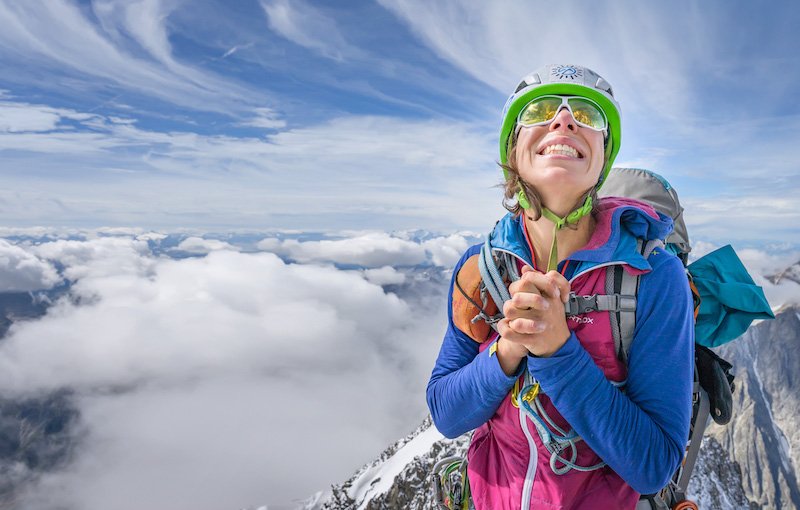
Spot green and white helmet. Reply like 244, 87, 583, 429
499, 64, 622, 190
499, 65, 622, 272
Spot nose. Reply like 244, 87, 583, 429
548, 106, 577, 132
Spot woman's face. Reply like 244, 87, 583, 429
514, 105, 606, 210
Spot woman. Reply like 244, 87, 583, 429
427, 65, 694, 510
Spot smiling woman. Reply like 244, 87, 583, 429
426, 65, 696, 510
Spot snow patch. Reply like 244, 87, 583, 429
347, 424, 444, 509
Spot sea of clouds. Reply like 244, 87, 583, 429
0, 230, 796, 509
0, 229, 471, 509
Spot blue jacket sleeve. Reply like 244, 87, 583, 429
426, 244, 525, 439
526, 249, 694, 494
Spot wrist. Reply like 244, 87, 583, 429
495, 337, 527, 376
498, 336, 529, 358
535, 330, 571, 358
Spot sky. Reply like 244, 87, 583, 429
0, 0, 798, 245
1, 1, 800, 509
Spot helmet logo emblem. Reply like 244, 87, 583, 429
551, 65, 583, 81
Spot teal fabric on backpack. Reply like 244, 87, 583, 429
688, 244, 775, 347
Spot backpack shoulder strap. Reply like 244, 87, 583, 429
478, 238, 512, 312
608, 238, 665, 365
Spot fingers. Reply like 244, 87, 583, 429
503, 292, 549, 319
497, 317, 542, 342
511, 269, 569, 301
509, 318, 546, 334
508, 268, 542, 296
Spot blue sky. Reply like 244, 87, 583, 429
1, 0, 799, 247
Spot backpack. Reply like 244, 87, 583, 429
433, 168, 772, 510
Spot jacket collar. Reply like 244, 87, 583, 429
488, 197, 674, 275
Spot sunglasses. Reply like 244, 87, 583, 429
516, 95, 608, 132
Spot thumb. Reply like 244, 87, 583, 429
520, 264, 535, 275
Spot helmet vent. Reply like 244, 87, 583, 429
595, 77, 614, 97
515, 73, 541, 93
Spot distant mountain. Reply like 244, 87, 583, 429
709, 304, 800, 509
0, 391, 79, 508
0, 286, 78, 506
0, 289, 63, 339
301, 306, 800, 510
767, 262, 800, 286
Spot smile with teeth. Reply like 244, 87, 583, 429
540, 143, 582, 158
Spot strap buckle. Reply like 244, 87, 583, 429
565, 292, 637, 315
565, 293, 598, 316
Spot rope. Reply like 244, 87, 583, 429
517, 373, 609, 475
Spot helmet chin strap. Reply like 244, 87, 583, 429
516, 142, 612, 272
518, 188, 594, 272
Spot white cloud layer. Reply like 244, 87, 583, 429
362, 265, 406, 285
0, 228, 798, 509
258, 231, 473, 268
172, 237, 237, 254
0, 240, 61, 291
0, 234, 446, 509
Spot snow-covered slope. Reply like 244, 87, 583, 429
299, 416, 468, 510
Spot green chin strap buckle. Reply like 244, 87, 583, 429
519, 185, 594, 272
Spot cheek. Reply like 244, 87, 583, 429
588, 135, 606, 170
514, 130, 543, 164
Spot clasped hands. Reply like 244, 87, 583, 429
497, 266, 572, 358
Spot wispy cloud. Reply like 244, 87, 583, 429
683, 195, 800, 244
376, 0, 799, 126
259, 0, 363, 61
214, 42, 256, 62
0, 0, 266, 113
238, 106, 286, 129
0, 0, 797, 243
376, 0, 800, 172
0, 98, 502, 231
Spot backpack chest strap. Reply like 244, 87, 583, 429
564, 293, 636, 316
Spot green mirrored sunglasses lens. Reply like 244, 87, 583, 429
567, 98, 606, 129
518, 97, 562, 125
